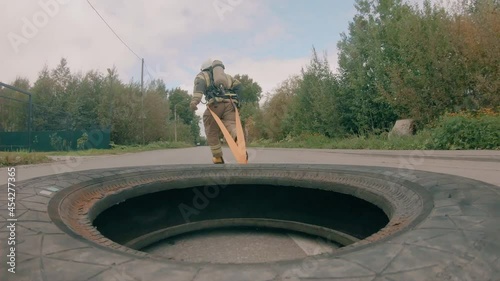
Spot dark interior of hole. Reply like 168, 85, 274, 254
93, 184, 389, 247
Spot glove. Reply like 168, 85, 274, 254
189, 101, 198, 111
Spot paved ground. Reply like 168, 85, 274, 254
1, 148, 499, 281
2, 147, 499, 186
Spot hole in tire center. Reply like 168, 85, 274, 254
93, 184, 389, 263
142, 227, 342, 263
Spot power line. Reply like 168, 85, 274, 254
86, 0, 142, 60
86, 1, 160, 83
86, 0, 156, 146
144, 63, 155, 81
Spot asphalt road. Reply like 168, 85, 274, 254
2, 147, 499, 186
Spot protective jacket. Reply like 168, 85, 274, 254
191, 71, 243, 106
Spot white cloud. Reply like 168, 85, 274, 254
247, 23, 290, 48
1, 0, 269, 83
230, 57, 308, 94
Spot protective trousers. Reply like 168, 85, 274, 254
203, 101, 237, 158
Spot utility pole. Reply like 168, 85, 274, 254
174, 103, 178, 142
107, 68, 114, 132
28, 94, 32, 152
141, 58, 145, 145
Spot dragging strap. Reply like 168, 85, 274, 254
208, 100, 247, 164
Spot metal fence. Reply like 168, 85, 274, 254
0, 82, 32, 151
0, 82, 110, 152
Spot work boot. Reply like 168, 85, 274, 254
212, 156, 225, 164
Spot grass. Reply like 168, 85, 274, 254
0, 141, 194, 167
48, 141, 193, 156
249, 131, 433, 150
0, 151, 52, 167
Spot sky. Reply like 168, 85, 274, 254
1, 0, 440, 118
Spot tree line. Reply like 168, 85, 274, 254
0, 58, 265, 146
0, 58, 202, 145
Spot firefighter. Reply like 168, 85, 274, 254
190, 59, 243, 164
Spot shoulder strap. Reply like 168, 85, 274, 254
225, 74, 233, 88
200, 71, 211, 88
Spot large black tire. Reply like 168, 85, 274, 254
1, 164, 499, 281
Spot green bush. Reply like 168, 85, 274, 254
427, 112, 500, 150
250, 110, 500, 150
250, 131, 431, 150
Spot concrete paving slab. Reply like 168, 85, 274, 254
193, 266, 277, 281
91, 260, 197, 281
42, 257, 108, 281
42, 233, 91, 255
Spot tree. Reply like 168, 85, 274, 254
233, 74, 263, 105
97, 66, 122, 130
260, 75, 301, 140
232, 74, 263, 140
448, 0, 500, 109
69, 70, 103, 130
336, 0, 399, 134
31, 65, 59, 131
375, 0, 462, 125
286, 47, 345, 137
0, 77, 31, 132
111, 83, 143, 144
143, 91, 169, 142
167, 87, 200, 143
51, 58, 72, 94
